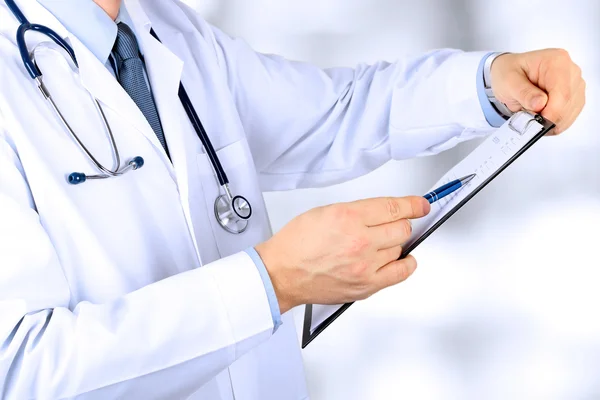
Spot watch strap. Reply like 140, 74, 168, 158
483, 52, 514, 118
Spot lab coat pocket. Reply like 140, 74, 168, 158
197, 140, 272, 258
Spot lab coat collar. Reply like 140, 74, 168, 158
122, 0, 151, 34
36, 0, 151, 67
37, 0, 117, 65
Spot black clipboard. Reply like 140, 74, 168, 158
302, 112, 555, 348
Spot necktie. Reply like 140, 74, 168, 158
112, 22, 169, 154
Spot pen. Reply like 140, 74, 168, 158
424, 174, 476, 204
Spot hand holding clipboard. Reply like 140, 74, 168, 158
302, 111, 555, 348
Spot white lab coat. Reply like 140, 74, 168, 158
0, 0, 494, 398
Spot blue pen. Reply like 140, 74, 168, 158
424, 174, 476, 204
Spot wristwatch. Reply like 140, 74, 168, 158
483, 52, 514, 119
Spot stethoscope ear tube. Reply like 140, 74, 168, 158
68, 156, 145, 185
17, 23, 78, 79
6, 0, 27, 25
148, 29, 229, 187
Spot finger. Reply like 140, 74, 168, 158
539, 58, 583, 131
546, 77, 586, 135
541, 83, 572, 131
375, 245, 403, 267
542, 85, 580, 134
351, 196, 430, 226
373, 255, 418, 290
506, 71, 548, 113
369, 218, 412, 250
552, 91, 583, 135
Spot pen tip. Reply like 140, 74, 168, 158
460, 174, 476, 184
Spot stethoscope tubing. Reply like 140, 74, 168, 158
6, 0, 252, 232
148, 29, 230, 188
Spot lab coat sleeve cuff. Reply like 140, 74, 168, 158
477, 52, 509, 128
245, 247, 282, 332
207, 251, 275, 345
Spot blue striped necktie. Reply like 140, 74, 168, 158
112, 22, 169, 154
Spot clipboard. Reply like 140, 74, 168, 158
302, 111, 555, 348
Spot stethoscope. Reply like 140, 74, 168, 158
6, 0, 252, 234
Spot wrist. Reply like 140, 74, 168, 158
484, 52, 514, 118
255, 242, 296, 314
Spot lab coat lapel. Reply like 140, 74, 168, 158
70, 38, 174, 173
136, 32, 190, 184
124, 0, 204, 263
139, 33, 206, 263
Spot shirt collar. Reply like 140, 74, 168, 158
36, 0, 141, 65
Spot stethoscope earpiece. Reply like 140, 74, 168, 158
130, 156, 144, 169
67, 156, 145, 185
68, 172, 86, 185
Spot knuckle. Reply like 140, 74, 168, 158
386, 198, 402, 219
402, 219, 412, 238
554, 48, 570, 60
383, 224, 393, 238
384, 220, 411, 246
331, 204, 354, 222
395, 245, 404, 258
350, 260, 370, 278
519, 86, 535, 100
348, 236, 370, 256
387, 246, 403, 262
397, 258, 417, 282
554, 112, 565, 124
395, 264, 410, 283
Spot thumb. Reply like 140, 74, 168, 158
509, 72, 548, 112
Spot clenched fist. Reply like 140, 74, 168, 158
256, 196, 431, 314
490, 49, 585, 134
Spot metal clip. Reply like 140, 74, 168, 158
508, 112, 539, 135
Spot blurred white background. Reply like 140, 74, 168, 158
186, 1, 600, 399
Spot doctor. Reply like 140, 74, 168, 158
0, 0, 584, 399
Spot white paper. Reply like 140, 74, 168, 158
405, 111, 544, 249
306, 112, 545, 336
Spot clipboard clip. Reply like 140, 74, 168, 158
508, 112, 544, 135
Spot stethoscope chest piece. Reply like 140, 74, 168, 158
214, 193, 252, 234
